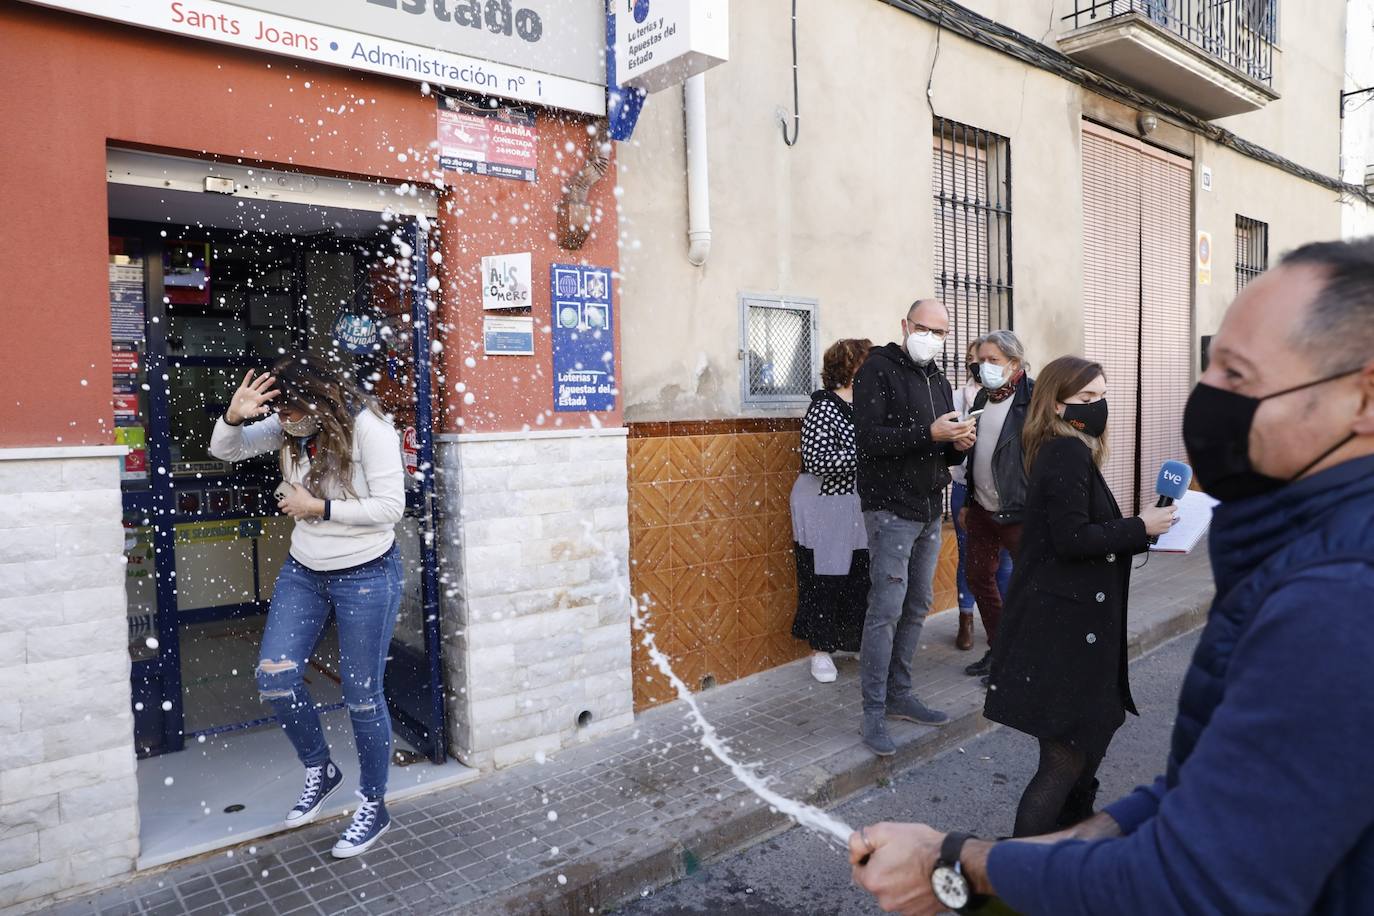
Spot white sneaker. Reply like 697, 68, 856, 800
810, 653, 838, 683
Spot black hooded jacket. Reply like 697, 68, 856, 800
852, 342, 965, 522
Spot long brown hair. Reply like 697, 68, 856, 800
1022, 355, 1109, 473
271, 354, 384, 498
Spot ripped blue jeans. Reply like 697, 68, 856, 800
256, 546, 401, 800
860, 511, 944, 715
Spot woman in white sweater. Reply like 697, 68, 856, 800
209, 355, 404, 859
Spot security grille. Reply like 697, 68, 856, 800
740, 294, 818, 408
933, 119, 1012, 389
1235, 215, 1269, 292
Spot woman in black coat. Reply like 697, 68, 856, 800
983, 355, 1177, 837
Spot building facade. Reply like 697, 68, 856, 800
615, 0, 1372, 710
1, 0, 1371, 909
1344, 0, 1374, 238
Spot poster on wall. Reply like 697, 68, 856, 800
108, 244, 145, 344
550, 263, 616, 412
483, 315, 535, 355
482, 252, 533, 310
437, 95, 538, 182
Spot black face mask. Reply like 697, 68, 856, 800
1182, 370, 1360, 503
966, 363, 981, 384
1062, 398, 1108, 439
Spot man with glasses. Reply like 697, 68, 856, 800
852, 299, 977, 756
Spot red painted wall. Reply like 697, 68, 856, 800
0, 4, 620, 447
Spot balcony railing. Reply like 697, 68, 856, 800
1065, 1, 1276, 87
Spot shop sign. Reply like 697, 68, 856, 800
614, 0, 730, 93
481, 251, 533, 309
483, 315, 535, 356
439, 98, 538, 182
550, 263, 616, 412
333, 312, 380, 354
19, 0, 605, 115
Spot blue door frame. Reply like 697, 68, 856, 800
121, 221, 447, 764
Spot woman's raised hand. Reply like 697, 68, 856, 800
225, 370, 280, 424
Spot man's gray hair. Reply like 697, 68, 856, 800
1283, 239, 1374, 370
981, 329, 1029, 372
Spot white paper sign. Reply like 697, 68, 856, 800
483, 315, 535, 355
482, 252, 533, 310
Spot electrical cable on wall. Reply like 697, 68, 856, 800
925, 9, 944, 120
779, 0, 800, 146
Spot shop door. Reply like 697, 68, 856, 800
1081, 121, 1193, 514
117, 221, 446, 763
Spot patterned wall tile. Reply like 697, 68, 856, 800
668, 436, 705, 481
670, 520, 733, 568
635, 525, 673, 571
733, 476, 767, 518
629, 422, 961, 712
630, 436, 674, 483
735, 434, 767, 476
672, 563, 737, 609
702, 435, 736, 479
764, 432, 801, 474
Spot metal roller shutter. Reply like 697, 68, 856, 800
1082, 124, 1142, 511
1137, 145, 1193, 512
1081, 121, 1192, 514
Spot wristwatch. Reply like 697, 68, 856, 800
931, 832, 979, 912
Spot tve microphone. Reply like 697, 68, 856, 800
1155, 460, 1192, 507
1150, 461, 1192, 545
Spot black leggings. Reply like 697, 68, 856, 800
1013, 738, 1107, 838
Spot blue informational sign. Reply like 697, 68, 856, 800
551, 263, 616, 412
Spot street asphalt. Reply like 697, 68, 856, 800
615, 628, 1203, 915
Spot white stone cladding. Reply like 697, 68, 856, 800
0, 449, 138, 912
436, 429, 634, 771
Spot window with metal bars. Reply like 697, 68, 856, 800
933, 119, 1012, 389
1235, 215, 1269, 292
739, 294, 818, 408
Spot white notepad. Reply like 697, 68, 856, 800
1149, 489, 1220, 554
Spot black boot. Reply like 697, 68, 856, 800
964, 650, 992, 677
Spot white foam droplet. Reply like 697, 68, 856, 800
161, 700, 173, 711
145, 637, 159, 650
1086, 633, 1097, 644
547, 810, 558, 822
557, 875, 567, 885
163, 777, 174, 786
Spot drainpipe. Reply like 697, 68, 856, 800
684, 74, 712, 267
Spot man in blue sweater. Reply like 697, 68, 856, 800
849, 238, 1374, 915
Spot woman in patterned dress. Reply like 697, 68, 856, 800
790, 338, 874, 683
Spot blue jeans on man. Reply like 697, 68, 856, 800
859, 510, 950, 754
256, 546, 402, 800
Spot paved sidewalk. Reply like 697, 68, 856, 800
49, 547, 1213, 916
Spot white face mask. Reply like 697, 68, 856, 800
280, 414, 321, 438
980, 361, 1009, 390
905, 331, 943, 366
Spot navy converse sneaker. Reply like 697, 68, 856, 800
331, 792, 390, 859
284, 761, 343, 826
